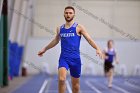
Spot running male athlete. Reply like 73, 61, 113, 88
38, 6, 103, 93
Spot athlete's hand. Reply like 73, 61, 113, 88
38, 48, 46, 57
105, 56, 109, 60
96, 49, 103, 59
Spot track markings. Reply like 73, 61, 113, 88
85, 80, 102, 93
113, 84, 131, 93
39, 79, 48, 93
66, 80, 72, 93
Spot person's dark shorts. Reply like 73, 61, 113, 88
104, 61, 114, 73
58, 56, 81, 78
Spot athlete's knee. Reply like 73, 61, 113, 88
59, 76, 66, 84
73, 83, 80, 92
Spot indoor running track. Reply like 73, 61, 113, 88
11, 73, 140, 93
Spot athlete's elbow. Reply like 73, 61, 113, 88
87, 38, 92, 44
54, 39, 59, 45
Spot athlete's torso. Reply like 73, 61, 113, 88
59, 22, 81, 58
105, 48, 116, 62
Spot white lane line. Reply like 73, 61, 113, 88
114, 79, 140, 92
85, 80, 102, 93
39, 79, 48, 93
66, 80, 72, 93
113, 84, 131, 93
124, 81, 140, 90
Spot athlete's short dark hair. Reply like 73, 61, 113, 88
107, 39, 114, 46
64, 6, 75, 13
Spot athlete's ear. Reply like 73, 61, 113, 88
64, 13, 66, 18
73, 14, 75, 18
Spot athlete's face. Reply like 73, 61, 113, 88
64, 9, 75, 22
108, 41, 113, 48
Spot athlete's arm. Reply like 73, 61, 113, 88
114, 51, 119, 64
102, 49, 107, 60
38, 27, 60, 56
78, 24, 103, 59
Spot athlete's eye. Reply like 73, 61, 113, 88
69, 12, 73, 14
65, 12, 68, 14
65, 12, 73, 15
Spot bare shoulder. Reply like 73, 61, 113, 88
77, 24, 87, 34
77, 24, 85, 29
77, 24, 86, 32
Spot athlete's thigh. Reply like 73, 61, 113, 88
69, 58, 81, 78
58, 67, 67, 79
71, 76, 80, 86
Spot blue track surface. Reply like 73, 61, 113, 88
11, 73, 48, 93
11, 74, 140, 93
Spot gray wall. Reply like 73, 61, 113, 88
33, 0, 140, 40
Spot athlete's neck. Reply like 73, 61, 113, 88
65, 20, 74, 28
108, 47, 113, 50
